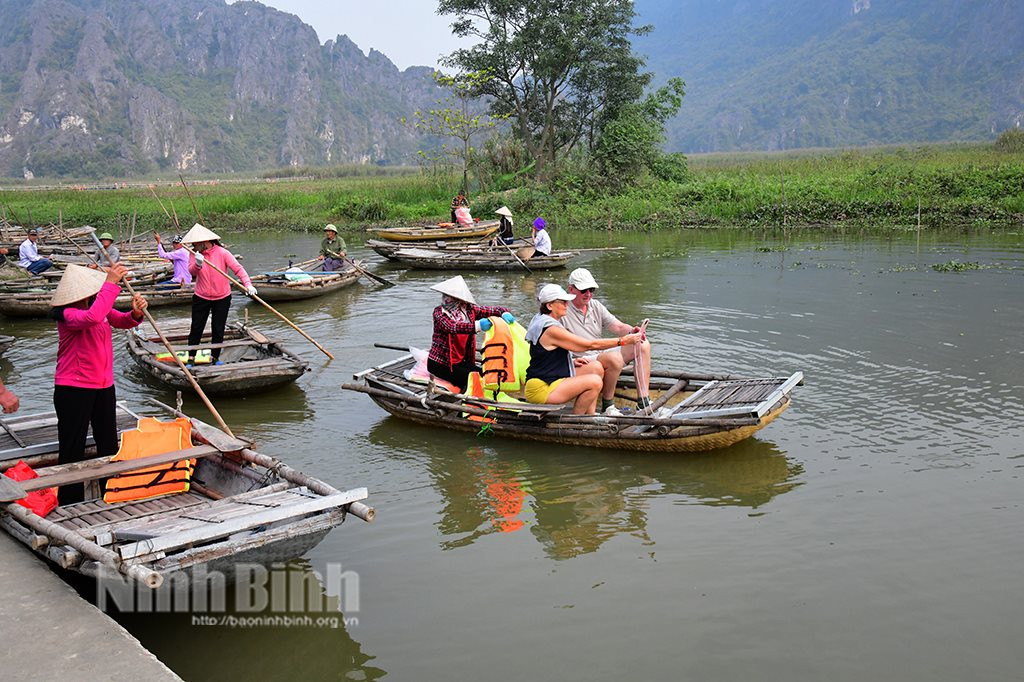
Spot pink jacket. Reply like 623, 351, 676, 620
188, 245, 252, 300
55, 282, 141, 389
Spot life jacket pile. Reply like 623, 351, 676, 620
103, 417, 195, 504
3, 460, 58, 517
481, 318, 530, 395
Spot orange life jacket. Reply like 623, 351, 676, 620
103, 417, 195, 504
482, 318, 529, 393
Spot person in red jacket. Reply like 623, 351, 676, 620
49, 263, 147, 504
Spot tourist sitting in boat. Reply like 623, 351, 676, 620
155, 232, 192, 285
561, 268, 653, 415
0, 377, 18, 414
454, 196, 474, 227
492, 206, 515, 245
428, 275, 512, 392
183, 223, 257, 366
450, 193, 467, 223
318, 224, 348, 272
524, 284, 641, 415
49, 263, 147, 504
18, 228, 53, 275
90, 232, 121, 266
532, 218, 552, 256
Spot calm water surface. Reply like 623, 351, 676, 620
1, 228, 1022, 681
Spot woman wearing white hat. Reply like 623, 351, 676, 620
523, 284, 641, 415
50, 263, 147, 504
428, 275, 513, 392
181, 223, 256, 366
494, 206, 514, 245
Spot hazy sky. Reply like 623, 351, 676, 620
239, 0, 474, 70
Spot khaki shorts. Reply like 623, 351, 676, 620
524, 378, 564, 404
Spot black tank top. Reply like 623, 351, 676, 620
526, 327, 572, 382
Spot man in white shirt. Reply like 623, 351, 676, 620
18, 229, 53, 275
560, 268, 652, 414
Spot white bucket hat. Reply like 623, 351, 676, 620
180, 223, 221, 244
50, 264, 107, 307
430, 275, 476, 305
495, 206, 513, 217
567, 267, 599, 291
537, 283, 576, 304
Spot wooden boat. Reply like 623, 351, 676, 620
0, 283, 193, 318
385, 246, 576, 271
250, 262, 363, 302
370, 220, 500, 242
343, 352, 802, 453
367, 238, 532, 261
40, 259, 174, 286
0, 403, 373, 587
0, 335, 13, 357
126, 320, 309, 395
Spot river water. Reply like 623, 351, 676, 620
1, 228, 1022, 681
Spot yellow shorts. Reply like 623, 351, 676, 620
523, 377, 564, 404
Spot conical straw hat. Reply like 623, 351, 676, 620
495, 206, 513, 217
180, 223, 221, 244
50, 264, 108, 307
430, 275, 476, 305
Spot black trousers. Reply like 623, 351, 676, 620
428, 358, 479, 394
188, 294, 232, 361
54, 385, 118, 505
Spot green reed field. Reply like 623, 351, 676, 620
1, 143, 1021, 235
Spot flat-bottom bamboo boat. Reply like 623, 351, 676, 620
250, 262, 363, 301
0, 403, 373, 587
385, 246, 576, 271
126, 320, 309, 394
370, 220, 500, 242
0, 284, 193, 318
343, 352, 802, 453
367, 238, 532, 261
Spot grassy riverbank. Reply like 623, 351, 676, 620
1, 143, 1021, 234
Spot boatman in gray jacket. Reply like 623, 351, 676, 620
560, 268, 653, 415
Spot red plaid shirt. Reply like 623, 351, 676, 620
428, 304, 508, 368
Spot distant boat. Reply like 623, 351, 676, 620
0, 284, 193, 318
249, 261, 363, 301
384, 246, 576, 271
369, 220, 500, 242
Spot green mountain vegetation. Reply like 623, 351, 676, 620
635, 0, 1024, 152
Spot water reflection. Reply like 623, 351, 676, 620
79, 558, 386, 682
368, 420, 803, 560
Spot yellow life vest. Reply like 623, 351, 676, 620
155, 350, 190, 364
482, 318, 530, 393
103, 417, 195, 504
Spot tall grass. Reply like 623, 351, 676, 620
1, 143, 1021, 233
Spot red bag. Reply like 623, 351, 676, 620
3, 460, 58, 517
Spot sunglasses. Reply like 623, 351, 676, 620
577, 287, 596, 294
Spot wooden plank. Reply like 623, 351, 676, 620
0, 475, 26, 502
20, 445, 219, 492
117, 488, 369, 560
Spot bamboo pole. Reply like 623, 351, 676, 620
324, 247, 394, 288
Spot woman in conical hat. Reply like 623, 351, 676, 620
181, 223, 255, 365
50, 263, 148, 504
494, 206, 514, 245
427, 275, 514, 393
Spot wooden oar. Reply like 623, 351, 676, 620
181, 243, 335, 359
78, 226, 237, 438
325, 248, 395, 288
0, 417, 26, 448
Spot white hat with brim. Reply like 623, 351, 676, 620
430, 275, 476, 305
567, 267, 599, 291
50, 264, 107, 307
537, 283, 576, 304
495, 206, 513, 218
324, 224, 338, 233
180, 223, 221, 244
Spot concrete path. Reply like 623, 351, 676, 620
0, 533, 180, 681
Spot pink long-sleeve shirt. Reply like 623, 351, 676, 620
55, 282, 141, 389
188, 245, 252, 300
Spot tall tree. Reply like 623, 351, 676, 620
438, 0, 651, 176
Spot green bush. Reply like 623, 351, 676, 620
994, 128, 1024, 153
